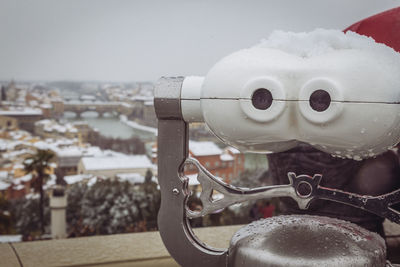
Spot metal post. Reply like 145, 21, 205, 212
155, 77, 227, 267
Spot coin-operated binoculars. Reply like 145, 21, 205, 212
154, 30, 400, 267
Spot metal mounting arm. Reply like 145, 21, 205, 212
183, 157, 400, 224
155, 77, 227, 267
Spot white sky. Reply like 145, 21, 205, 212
0, 0, 399, 82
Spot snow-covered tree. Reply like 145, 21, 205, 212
10, 194, 50, 238
66, 182, 88, 236
0, 194, 13, 234
66, 178, 160, 236
23, 149, 55, 234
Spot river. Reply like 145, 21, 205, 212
63, 112, 156, 140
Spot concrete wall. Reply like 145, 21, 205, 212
50, 195, 67, 239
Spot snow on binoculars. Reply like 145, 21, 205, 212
180, 29, 400, 159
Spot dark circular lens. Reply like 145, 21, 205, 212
251, 88, 273, 110
309, 89, 331, 112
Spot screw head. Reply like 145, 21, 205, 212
172, 188, 180, 195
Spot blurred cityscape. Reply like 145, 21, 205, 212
0, 79, 270, 242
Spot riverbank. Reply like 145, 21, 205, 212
119, 115, 158, 135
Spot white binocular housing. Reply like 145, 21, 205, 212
180, 30, 400, 160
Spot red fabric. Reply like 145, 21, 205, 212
260, 204, 275, 218
344, 7, 400, 52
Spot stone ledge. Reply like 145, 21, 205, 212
7, 225, 242, 267
3, 221, 400, 266
0, 243, 20, 267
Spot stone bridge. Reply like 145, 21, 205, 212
63, 101, 133, 118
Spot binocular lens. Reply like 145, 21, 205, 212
309, 89, 331, 112
252, 88, 273, 110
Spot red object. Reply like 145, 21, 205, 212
344, 7, 400, 52
260, 204, 275, 218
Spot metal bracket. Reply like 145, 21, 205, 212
184, 158, 306, 218
183, 158, 400, 224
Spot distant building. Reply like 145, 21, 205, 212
78, 155, 154, 177
79, 95, 96, 102
55, 150, 82, 176
50, 99, 64, 118
25, 92, 40, 104
152, 140, 245, 183
39, 103, 53, 118
0, 115, 18, 130
72, 122, 99, 144
142, 100, 156, 127
53, 145, 104, 176
128, 96, 154, 122
0, 108, 43, 132
1, 86, 6, 102
0, 171, 11, 198
4, 81, 18, 102
34, 120, 99, 144
34, 120, 79, 140
187, 141, 244, 183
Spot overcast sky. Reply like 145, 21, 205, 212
0, 0, 399, 82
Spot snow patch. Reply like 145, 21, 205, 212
120, 115, 157, 135
0, 235, 22, 243
189, 141, 222, 156
256, 29, 400, 58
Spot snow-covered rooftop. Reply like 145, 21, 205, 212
226, 147, 241, 154
0, 107, 42, 116
55, 147, 82, 157
64, 174, 93, 185
40, 103, 52, 109
37, 119, 78, 134
35, 119, 52, 125
0, 181, 10, 190
220, 153, 234, 161
13, 184, 25, 191
130, 95, 153, 102
116, 173, 145, 184
80, 95, 96, 101
14, 173, 33, 184
189, 141, 222, 156
2, 149, 35, 160
81, 155, 153, 171
0, 235, 22, 243
9, 130, 31, 140
0, 171, 8, 180
120, 102, 132, 108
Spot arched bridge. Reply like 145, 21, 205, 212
63, 101, 133, 118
